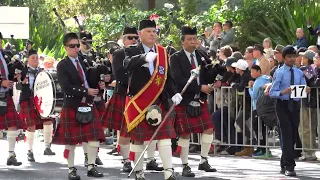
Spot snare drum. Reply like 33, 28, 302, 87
33, 71, 63, 118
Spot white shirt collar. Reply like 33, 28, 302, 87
68, 56, 79, 62
183, 49, 196, 59
142, 44, 155, 53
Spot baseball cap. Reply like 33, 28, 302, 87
299, 50, 316, 60
253, 44, 265, 54
231, 59, 248, 70
225, 57, 237, 67
273, 45, 284, 53
282, 45, 296, 57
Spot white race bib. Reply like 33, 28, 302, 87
290, 85, 307, 98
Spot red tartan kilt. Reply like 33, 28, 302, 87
52, 106, 105, 145
102, 93, 125, 130
130, 105, 176, 141
19, 99, 52, 130
94, 99, 105, 118
0, 97, 24, 130
120, 119, 130, 138
174, 102, 213, 135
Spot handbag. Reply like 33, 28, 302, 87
76, 106, 93, 124
187, 100, 201, 117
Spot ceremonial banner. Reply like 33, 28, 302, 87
124, 45, 168, 132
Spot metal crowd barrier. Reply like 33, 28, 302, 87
189, 86, 320, 156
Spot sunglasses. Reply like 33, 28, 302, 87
67, 44, 80, 48
126, 36, 139, 40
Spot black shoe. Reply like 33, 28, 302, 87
198, 157, 217, 172
107, 148, 118, 155
84, 153, 88, 167
95, 156, 103, 165
285, 170, 296, 177
280, 167, 285, 174
122, 161, 132, 173
44, 147, 56, 156
146, 159, 164, 171
135, 170, 145, 180
68, 167, 81, 180
87, 165, 104, 177
27, 151, 35, 162
7, 154, 22, 166
182, 164, 195, 177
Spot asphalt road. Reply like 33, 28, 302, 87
0, 140, 320, 180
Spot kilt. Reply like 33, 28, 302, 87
52, 106, 105, 145
130, 104, 176, 141
94, 98, 105, 118
0, 97, 24, 130
102, 93, 125, 130
120, 119, 130, 138
19, 98, 53, 130
174, 102, 213, 136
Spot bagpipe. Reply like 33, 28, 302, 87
53, 8, 118, 97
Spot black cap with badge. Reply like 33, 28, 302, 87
123, 26, 138, 35
139, 20, 156, 30
27, 49, 38, 58
181, 26, 197, 35
79, 31, 92, 43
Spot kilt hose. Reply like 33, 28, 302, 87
52, 106, 105, 145
19, 98, 53, 130
102, 93, 125, 131
0, 97, 24, 130
94, 99, 105, 118
130, 104, 176, 141
174, 102, 213, 136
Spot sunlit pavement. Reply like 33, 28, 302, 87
0, 140, 320, 180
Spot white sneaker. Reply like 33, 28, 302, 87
299, 154, 317, 161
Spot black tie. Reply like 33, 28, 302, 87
290, 68, 294, 85
288, 67, 294, 112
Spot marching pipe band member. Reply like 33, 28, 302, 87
78, 31, 105, 167
84, 52, 112, 167
16, 49, 56, 162
123, 20, 182, 180
170, 26, 217, 177
52, 33, 104, 180
79, 31, 94, 69
102, 26, 159, 173
0, 32, 24, 166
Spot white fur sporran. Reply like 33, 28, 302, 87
146, 105, 162, 126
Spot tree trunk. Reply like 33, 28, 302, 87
148, 0, 156, 10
